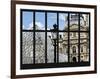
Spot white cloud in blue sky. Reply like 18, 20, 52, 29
59, 13, 68, 30
59, 14, 66, 21
23, 25, 25, 29
36, 22, 45, 30
26, 21, 50, 30
28, 22, 33, 29
26, 21, 45, 30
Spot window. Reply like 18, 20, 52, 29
21, 9, 90, 69
81, 46, 83, 52
73, 46, 76, 53
73, 32, 76, 37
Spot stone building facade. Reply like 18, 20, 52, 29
59, 14, 89, 62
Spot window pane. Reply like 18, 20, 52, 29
69, 32, 79, 62
22, 32, 33, 64
47, 32, 54, 63
59, 13, 68, 31
35, 12, 45, 30
35, 32, 45, 63
80, 33, 89, 62
22, 11, 33, 30
69, 13, 79, 31
80, 14, 89, 31
59, 32, 68, 63
47, 13, 57, 30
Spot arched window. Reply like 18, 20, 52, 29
73, 46, 76, 53
81, 46, 83, 52
73, 32, 76, 37
73, 57, 77, 62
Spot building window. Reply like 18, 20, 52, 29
73, 46, 76, 53
73, 33, 76, 37
73, 57, 77, 62
81, 46, 83, 52
20, 9, 90, 69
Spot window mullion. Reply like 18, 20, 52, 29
57, 12, 59, 63
68, 13, 70, 62
78, 13, 80, 62
33, 11, 35, 64
45, 12, 47, 63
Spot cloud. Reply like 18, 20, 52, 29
28, 23, 33, 29
23, 25, 25, 29
23, 23, 33, 30
59, 14, 65, 21
36, 22, 50, 30
35, 22, 44, 30
27, 22, 45, 30
59, 14, 68, 21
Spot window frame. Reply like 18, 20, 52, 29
11, 0, 97, 79
20, 9, 90, 69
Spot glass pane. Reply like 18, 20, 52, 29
59, 32, 68, 63
69, 13, 79, 31
80, 14, 89, 31
35, 32, 45, 63
22, 32, 33, 64
35, 12, 45, 30
80, 33, 89, 62
47, 13, 57, 30
22, 11, 33, 30
59, 13, 68, 31
47, 32, 54, 63
69, 32, 79, 62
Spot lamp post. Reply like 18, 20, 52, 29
50, 24, 58, 63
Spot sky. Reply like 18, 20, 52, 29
22, 11, 68, 30
22, 11, 33, 29
22, 11, 89, 30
